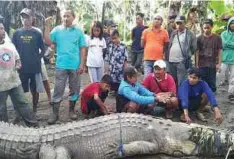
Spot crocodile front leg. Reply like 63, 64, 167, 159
15, 143, 40, 159
39, 144, 71, 159
105, 141, 159, 158
39, 144, 56, 159
55, 146, 71, 159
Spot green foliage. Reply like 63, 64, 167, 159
61, 1, 98, 34
208, 0, 234, 34
208, 1, 225, 16
117, 20, 131, 45
212, 20, 226, 35
82, 13, 93, 34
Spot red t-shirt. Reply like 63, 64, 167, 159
81, 83, 101, 114
142, 73, 176, 94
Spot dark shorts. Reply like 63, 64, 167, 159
116, 94, 130, 113
87, 91, 108, 114
116, 94, 150, 113
179, 95, 202, 111
19, 73, 37, 93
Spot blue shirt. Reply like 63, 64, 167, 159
131, 25, 148, 52
178, 79, 218, 109
118, 80, 155, 105
50, 25, 87, 70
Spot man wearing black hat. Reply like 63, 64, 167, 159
167, 15, 197, 87
12, 8, 45, 115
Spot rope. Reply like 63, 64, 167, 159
213, 130, 221, 153
225, 146, 232, 159
225, 131, 233, 159
118, 115, 124, 157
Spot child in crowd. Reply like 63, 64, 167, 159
117, 66, 165, 113
178, 68, 223, 124
105, 30, 128, 93
87, 21, 106, 82
81, 74, 113, 118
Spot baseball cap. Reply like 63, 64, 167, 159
20, 8, 33, 17
153, 60, 166, 68
168, 14, 177, 20
175, 15, 186, 23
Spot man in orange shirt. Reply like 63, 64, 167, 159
141, 15, 169, 76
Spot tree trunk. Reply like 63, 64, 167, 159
101, 1, 106, 26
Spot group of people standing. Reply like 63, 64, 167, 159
0, 7, 233, 126
79, 11, 225, 124
124, 11, 234, 123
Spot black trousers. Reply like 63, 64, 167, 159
200, 67, 216, 92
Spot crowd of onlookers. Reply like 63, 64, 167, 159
0, 7, 233, 127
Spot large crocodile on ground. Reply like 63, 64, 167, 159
0, 113, 234, 159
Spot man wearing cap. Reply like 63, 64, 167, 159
141, 15, 169, 76
12, 8, 45, 114
44, 9, 87, 124
167, 15, 197, 87
142, 60, 178, 118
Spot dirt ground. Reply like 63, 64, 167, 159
5, 64, 234, 158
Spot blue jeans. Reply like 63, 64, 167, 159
144, 60, 155, 77
131, 51, 143, 70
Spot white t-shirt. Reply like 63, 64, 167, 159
0, 41, 21, 91
4, 32, 11, 43
86, 37, 106, 67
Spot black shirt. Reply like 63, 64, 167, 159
131, 25, 148, 52
12, 27, 45, 74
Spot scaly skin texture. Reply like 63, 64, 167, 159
0, 113, 233, 159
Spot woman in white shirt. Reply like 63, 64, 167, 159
87, 21, 107, 82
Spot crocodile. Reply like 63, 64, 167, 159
0, 113, 234, 159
